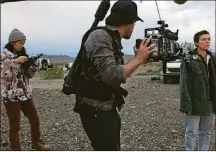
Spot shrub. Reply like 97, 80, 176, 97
136, 72, 147, 76
42, 65, 64, 79
146, 69, 153, 73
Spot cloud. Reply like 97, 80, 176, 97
1, 1, 215, 56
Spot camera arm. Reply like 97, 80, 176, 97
140, 0, 187, 5
91, 0, 111, 29
0, 0, 25, 4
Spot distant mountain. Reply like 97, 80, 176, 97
36, 52, 216, 64
40, 54, 134, 63
41, 55, 75, 63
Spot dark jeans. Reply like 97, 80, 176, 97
79, 103, 121, 151
3, 99, 40, 150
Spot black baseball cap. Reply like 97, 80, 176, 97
111, 0, 143, 22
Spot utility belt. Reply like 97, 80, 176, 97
78, 101, 117, 116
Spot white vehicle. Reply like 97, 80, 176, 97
36, 58, 53, 70
161, 60, 181, 84
160, 49, 190, 84
63, 62, 73, 70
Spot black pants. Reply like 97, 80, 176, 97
79, 103, 121, 151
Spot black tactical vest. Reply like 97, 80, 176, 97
62, 26, 128, 105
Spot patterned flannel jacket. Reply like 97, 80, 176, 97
1, 48, 36, 102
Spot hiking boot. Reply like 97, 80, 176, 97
32, 143, 49, 151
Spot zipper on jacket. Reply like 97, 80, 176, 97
199, 54, 209, 76
198, 54, 210, 100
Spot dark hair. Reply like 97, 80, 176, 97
105, 13, 135, 27
193, 30, 210, 47
4, 42, 28, 57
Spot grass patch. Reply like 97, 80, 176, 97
134, 62, 163, 76
39, 65, 64, 80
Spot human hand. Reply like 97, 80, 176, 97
15, 56, 28, 63
134, 36, 156, 64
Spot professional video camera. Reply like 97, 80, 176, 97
136, 20, 184, 62
21, 53, 43, 71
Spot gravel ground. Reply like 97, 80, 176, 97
1, 76, 215, 151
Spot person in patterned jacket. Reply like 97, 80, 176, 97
0, 28, 49, 151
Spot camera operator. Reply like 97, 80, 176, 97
179, 30, 216, 151
0, 28, 49, 151
75, 0, 156, 150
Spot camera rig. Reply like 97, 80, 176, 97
27, 53, 43, 66
136, 20, 185, 62
20, 53, 43, 72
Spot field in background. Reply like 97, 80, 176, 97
37, 62, 163, 80
134, 62, 163, 76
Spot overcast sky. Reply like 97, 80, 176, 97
1, 1, 215, 57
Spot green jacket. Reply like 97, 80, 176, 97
179, 49, 216, 116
